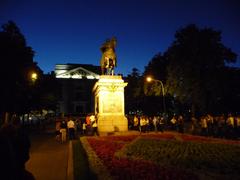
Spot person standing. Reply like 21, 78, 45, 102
217, 114, 225, 138
133, 115, 139, 130
92, 120, 99, 136
190, 116, 198, 135
82, 121, 86, 135
67, 118, 75, 140
178, 115, 184, 134
159, 116, 165, 133
206, 114, 214, 136
90, 114, 96, 135
75, 118, 81, 135
226, 113, 234, 139
90, 114, 96, 124
139, 116, 145, 134
153, 116, 158, 132
86, 114, 91, 135
170, 115, 177, 131
55, 119, 61, 142
236, 115, 240, 138
60, 120, 67, 143
200, 115, 208, 136
145, 116, 150, 132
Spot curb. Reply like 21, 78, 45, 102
67, 140, 74, 180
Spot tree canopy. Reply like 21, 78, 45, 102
125, 68, 143, 113
0, 21, 41, 115
165, 24, 237, 114
143, 53, 168, 96
127, 24, 239, 116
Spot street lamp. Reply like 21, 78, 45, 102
31, 72, 38, 82
146, 76, 166, 113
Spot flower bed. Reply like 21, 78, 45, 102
83, 133, 240, 180
99, 135, 138, 142
86, 134, 198, 180
121, 138, 240, 174
140, 132, 176, 140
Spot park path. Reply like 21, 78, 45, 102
26, 131, 69, 180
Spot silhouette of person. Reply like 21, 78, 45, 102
0, 115, 35, 180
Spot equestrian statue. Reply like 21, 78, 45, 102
100, 37, 117, 75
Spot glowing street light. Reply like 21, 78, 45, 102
146, 76, 152, 82
146, 76, 166, 113
31, 72, 38, 82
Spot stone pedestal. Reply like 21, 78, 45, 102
92, 75, 128, 133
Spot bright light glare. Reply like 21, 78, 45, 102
146, 77, 152, 82
31, 73, 38, 81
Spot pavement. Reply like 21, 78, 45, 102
25, 127, 72, 180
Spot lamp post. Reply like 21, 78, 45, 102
146, 76, 166, 113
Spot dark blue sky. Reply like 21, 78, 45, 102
1, 0, 240, 75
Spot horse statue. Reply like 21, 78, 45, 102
100, 37, 117, 75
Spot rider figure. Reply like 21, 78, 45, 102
100, 37, 117, 75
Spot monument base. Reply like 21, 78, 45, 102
93, 75, 128, 133
97, 114, 128, 133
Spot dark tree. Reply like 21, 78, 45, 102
143, 53, 168, 96
214, 67, 240, 114
144, 53, 168, 82
165, 24, 237, 114
0, 21, 41, 121
125, 68, 144, 113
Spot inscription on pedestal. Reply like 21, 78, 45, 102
102, 93, 122, 113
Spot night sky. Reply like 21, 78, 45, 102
1, 0, 240, 75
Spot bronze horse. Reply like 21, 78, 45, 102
100, 37, 117, 75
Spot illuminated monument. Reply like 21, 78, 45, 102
93, 37, 128, 133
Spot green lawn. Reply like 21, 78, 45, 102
72, 140, 97, 180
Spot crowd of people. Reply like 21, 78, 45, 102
129, 113, 240, 139
194, 113, 240, 139
55, 113, 99, 143
55, 112, 240, 142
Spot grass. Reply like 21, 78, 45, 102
72, 140, 97, 180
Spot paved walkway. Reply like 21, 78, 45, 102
26, 131, 69, 180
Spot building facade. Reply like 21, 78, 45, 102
55, 64, 101, 115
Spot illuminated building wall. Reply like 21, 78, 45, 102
55, 64, 101, 115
